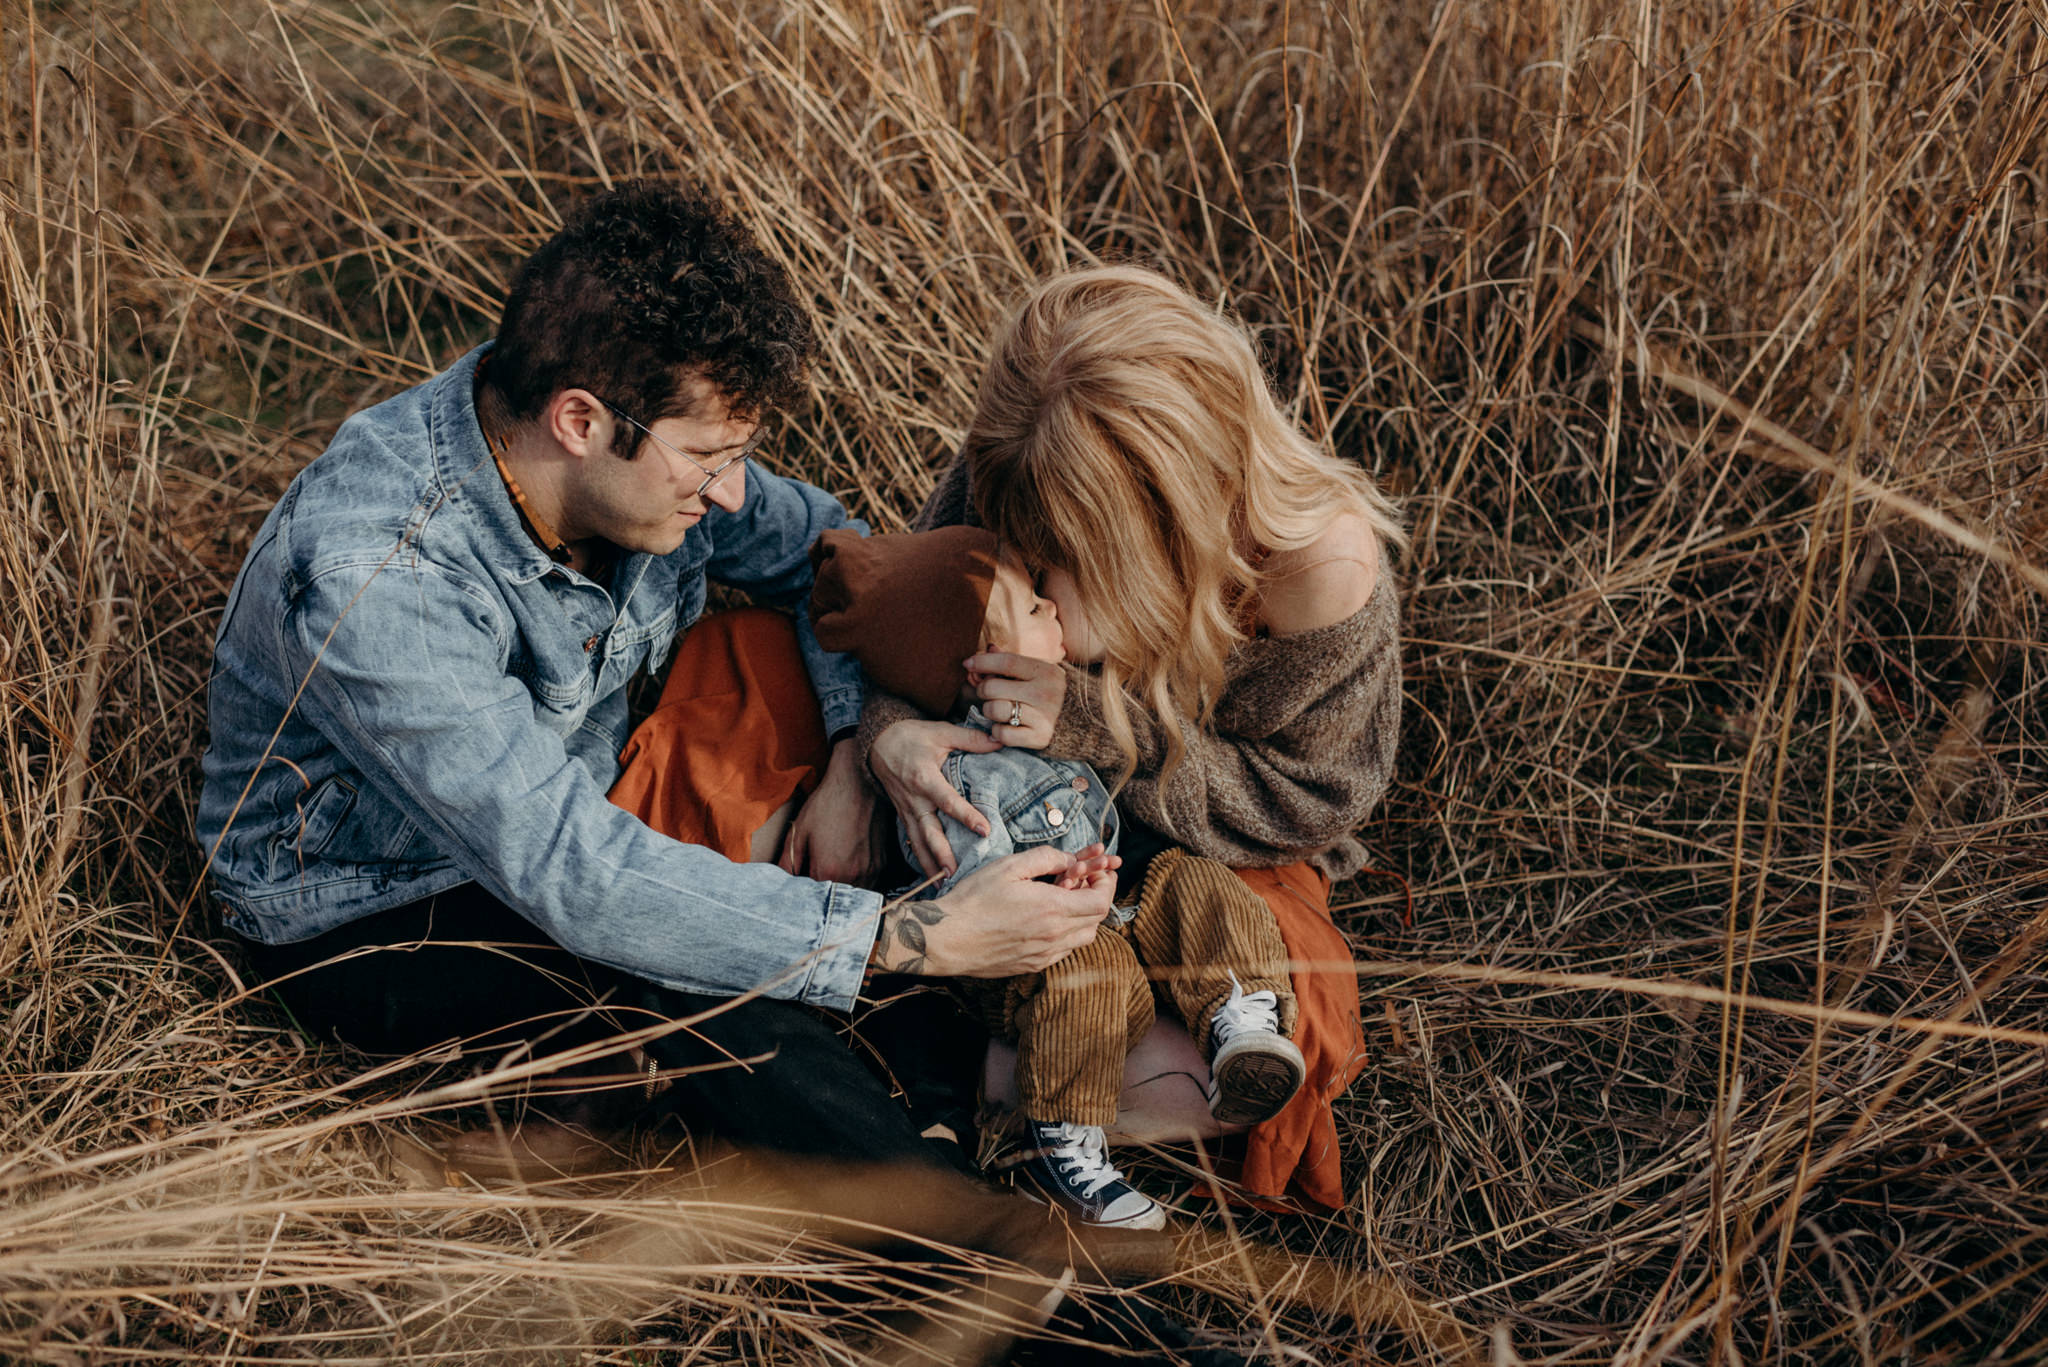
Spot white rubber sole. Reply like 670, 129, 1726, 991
1207, 1032, 1307, 1126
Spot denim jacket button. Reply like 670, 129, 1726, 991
1045, 805, 1064, 827
583, 635, 598, 653
1070, 776, 1088, 791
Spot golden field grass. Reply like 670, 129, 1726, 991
3, 0, 2046, 1361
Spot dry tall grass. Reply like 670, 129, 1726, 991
4, 0, 2045, 1361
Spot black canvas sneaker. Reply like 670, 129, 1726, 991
1015, 1120, 1168, 1230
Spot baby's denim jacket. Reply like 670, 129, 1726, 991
900, 708, 1122, 908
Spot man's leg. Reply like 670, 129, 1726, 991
247, 886, 964, 1170
631, 981, 965, 1171
242, 882, 637, 1063
850, 984, 988, 1156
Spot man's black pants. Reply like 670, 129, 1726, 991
237, 881, 981, 1170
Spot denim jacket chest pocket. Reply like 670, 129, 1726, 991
947, 750, 1116, 851
1005, 776, 1092, 844
508, 645, 596, 732
592, 593, 678, 696
505, 597, 612, 732
630, 605, 679, 677
598, 555, 681, 684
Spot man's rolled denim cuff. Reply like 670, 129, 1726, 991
796, 600, 865, 738
799, 882, 887, 1012
816, 684, 865, 741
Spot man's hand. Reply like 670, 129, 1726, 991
779, 739, 880, 884
869, 845, 1112, 978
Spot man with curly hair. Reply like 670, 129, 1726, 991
196, 182, 1113, 1169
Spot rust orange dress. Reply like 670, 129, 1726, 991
610, 608, 829, 864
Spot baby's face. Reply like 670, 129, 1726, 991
983, 552, 1066, 663
1034, 565, 1103, 664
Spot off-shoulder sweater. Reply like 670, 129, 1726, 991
857, 457, 1402, 883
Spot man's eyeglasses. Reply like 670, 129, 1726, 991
601, 401, 769, 499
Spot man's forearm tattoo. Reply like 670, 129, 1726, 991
875, 897, 948, 974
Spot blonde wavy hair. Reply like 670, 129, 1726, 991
964, 265, 1404, 782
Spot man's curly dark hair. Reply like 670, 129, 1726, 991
482, 181, 814, 458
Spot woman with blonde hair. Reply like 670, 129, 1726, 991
863, 264, 1404, 1209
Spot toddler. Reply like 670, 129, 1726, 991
811, 527, 1305, 1229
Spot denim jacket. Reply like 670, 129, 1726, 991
196, 344, 883, 1010
908, 710, 1120, 899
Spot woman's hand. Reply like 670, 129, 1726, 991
868, 718, 998, 879
964, 651, 1067, 750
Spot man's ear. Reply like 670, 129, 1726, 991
545, 388, 612, 460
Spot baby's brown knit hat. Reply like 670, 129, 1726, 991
809, 526, 1002, 717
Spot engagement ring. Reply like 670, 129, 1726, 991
1009, 701, 1024, 728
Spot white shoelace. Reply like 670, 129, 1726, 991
1039, 1122, 1124, 1200
1210, 972, 1281, 1046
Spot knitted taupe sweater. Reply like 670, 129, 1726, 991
858, 456, 1402, 883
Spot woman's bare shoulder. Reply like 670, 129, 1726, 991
1257, 513, 1383, 636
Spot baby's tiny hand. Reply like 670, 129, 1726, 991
1052, 843, 1120, 892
